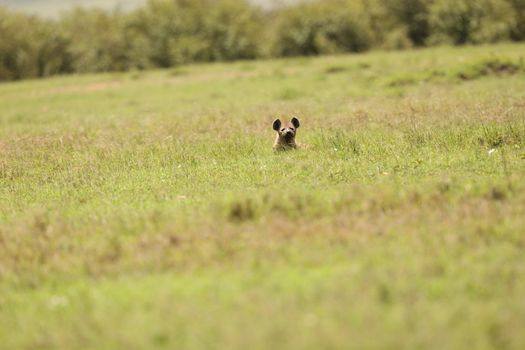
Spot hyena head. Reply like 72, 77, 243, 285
273, 116, 300, 145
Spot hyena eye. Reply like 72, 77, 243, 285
280, 128, 285, 132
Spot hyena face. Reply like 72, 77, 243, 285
272, 116, 301, 150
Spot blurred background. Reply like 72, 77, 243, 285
1, 0, 524, 81
0, 0, 303, 16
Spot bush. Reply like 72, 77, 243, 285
381, 0, 432, 46
0, 8, 37, 80
428, 0, 514, 44
506, 0, 525, 40
124, 0, 262, 67
271, 0, 373, 57
60, 8, 130, 72
0, 8, 73, 80
200, 0, 263, 61
1, 0, 525, 81
34, 22, 74, 77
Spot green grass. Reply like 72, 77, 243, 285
1, 43, 525, 349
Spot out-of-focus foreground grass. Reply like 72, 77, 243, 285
1, 44, 524, 349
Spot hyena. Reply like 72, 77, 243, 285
272, 116, 308, 151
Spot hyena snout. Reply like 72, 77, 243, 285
282, 128, 295, 138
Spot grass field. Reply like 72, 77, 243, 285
1, 43, 525, 349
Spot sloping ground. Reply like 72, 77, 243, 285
0, 43, 524, 349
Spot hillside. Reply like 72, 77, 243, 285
1, 44, 525, 349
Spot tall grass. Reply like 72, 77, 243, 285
0, 44, 525, 349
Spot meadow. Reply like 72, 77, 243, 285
0, 43, 525, 349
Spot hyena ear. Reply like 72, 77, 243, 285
291, 116, 300, 129
272, 118, 282, 131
